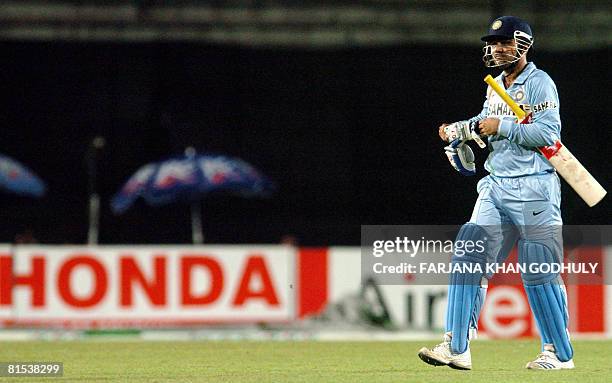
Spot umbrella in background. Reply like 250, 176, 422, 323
0, 153, 46, 197
111, 148, 275, 243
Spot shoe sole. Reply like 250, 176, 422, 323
417, 348, 448, 367
526, 358, 575, 370
525, 363, 575, 370
448, 362, 472, 370
418, 348, 472, 370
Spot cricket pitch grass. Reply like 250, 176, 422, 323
1, 340, 610, 382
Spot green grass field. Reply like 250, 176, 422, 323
1, 340, 610, 382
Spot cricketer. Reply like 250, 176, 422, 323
418, 16, 574, 370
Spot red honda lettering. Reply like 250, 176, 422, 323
232, 255, 279, 306
58, 256, 107, 308
181, 256, 223, 305
0, 256, 45, 306
120, 256, 166, 306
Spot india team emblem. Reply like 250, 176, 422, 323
515, 89, 525, 102
492, 20, 502, 30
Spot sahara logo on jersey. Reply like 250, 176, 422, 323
532, 101, 558, 113
487, 102, 516, 117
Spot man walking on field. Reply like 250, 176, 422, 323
417, 16, 574, 370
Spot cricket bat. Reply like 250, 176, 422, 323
484, 75, 607, 207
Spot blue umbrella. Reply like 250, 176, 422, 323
0, 154, 46, 198
111, 149, 275, 243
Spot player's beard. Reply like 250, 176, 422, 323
501, 59, 519, 74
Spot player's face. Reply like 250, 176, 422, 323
491, 39, 517, 64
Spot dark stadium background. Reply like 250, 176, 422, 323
0, 42, 609, 245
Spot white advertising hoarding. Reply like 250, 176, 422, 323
3, 245, 295, 326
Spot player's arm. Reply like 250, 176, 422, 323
496, 74, 561, 146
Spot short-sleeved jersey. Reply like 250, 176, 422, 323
468, 62, 561, 177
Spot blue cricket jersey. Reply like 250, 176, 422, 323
468, 62, 561, 177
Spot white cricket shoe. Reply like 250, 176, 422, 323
417, 333, 472, 370
525, 344, 575, 370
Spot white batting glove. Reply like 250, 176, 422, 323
444, 121, 486, 148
